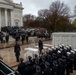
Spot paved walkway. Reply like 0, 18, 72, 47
0, 40, 76, 75
0, 40, 51, 67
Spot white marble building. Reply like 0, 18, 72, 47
0, 0, 23, 30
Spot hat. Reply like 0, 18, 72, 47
58, 50, 61, 53
70, 50, 75, 54
66, 46, 69, 48
34, 54, 38, 57
69, 45, 71, 47
74, 49, 76, 52
51, 46, 54, 49
48, 48, 52, 51
45, 62, 50, 66
62, 44, 64, 46
28, 56, 32, 59
36, 65, 41, 70
20, 58, 24, 62
64, 47, 67, 50
60, 48, 63, 51
55, 46, 58, 48
59, 45, 62, 47
67, 52, 71, 55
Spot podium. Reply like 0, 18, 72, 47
0, 60, 20, 75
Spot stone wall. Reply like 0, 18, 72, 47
52, 32, 76, 49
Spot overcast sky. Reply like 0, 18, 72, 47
13, 0, 76, 16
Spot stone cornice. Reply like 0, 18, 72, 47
0, 0, 23, 9
0, 1, 14, 6
4, 0, 13, 3
13, 5, 24, 10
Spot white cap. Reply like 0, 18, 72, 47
52, 46, 54, 49
69, 45, 71, 47
59, 45, 62, 47
55, 46, 58, 48
62, 44, 64, 46
48, 48, 52, 51
73, 49, 76, 52
67, 52, 71, 55
60, 48, 63, 51
70, 50, 75, 54
64, 47, 67, 50
66, 46, 69, 48
58, 50, 61, 53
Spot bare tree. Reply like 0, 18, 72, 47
49, 0, 70, 16
74, 5, 76, 15
47, 0, 70, 32
23, 14, 36, 21
38, 9, 49, 19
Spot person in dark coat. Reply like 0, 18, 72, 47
21, 33, 25, 44
26, 34, 28, 44
34, 66, 43, 75
5, 33, 9, 43
38, 38, 43, 54
18, 58, 25, 75
74, 51, 76, 70
32, 59, 40, 74
0, 36, 3, 43
52, 61, 58, 75
66, 52, 71, 75
24, 61, 32, 75
14, 42, 21, 62
43, 62, 52, 75
40, 56, 46, 72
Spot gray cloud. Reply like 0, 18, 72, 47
14, 0, 76, 16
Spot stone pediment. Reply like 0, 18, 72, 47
0, 0, 13, 5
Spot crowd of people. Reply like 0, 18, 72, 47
1, 26, 29, 44
0, 32, 9, 43
17, 44, 76, 75
0, 26, 51, 44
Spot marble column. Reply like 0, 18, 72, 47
0, 8, 1, 31
11, 9, 13, 26
5, 9, 8, 26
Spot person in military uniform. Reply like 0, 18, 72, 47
14, 42, 21, 62
0, 34, 3, 43
32, 59, 40, 74
66, 52, 71, 75
52, 60, 58, 75
34, 65, 43, 75
26, 34, 29, 44
43, 62, 52, 75
15, 33, 20, 43
40, 56, 46, 72
5, 33, 9, 43
18, 58, 26, 75
70, 50, 74, 73
27, 56, 33, 66
32, 54, 39, 64
74, 51, 76, 71
21, 33, 25, 44
24, 61, 32, 75
38, 38, 43, 54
